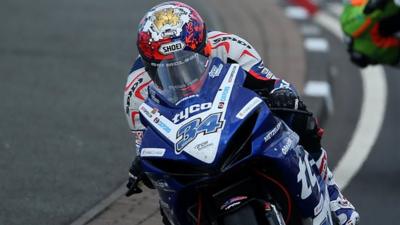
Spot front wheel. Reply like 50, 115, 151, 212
223, 203, 286, 225
223, 205, 259, 225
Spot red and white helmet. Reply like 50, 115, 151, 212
136, 1, 211, 103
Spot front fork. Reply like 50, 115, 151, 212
221, 198, 286, 225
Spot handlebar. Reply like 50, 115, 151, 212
268, 107, 313, 116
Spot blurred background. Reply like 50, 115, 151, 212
1, 0, 399, 225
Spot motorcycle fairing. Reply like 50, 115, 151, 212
248, 115, 332, 222
138, 57, 333, 225
139, 57, 265, 165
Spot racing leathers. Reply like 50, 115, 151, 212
340, 0, 400, 67
124, 31, 358, 225
125, 31, 320, 155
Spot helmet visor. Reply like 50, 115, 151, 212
147, 51, 209, 104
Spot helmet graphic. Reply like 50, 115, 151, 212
137, 1, 208, 63
136, 1, 210, 104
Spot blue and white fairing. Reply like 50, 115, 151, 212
138, 58, 332, 225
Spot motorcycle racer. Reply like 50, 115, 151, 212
340, 0, 400, 67
124, 2, 359, 225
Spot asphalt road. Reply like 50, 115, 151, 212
323, 59, 400, 225
0, 0, 155, 224
316, 2, 400, 224
342, 65, 400, 224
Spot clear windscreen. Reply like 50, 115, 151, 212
149, 51, 209, 104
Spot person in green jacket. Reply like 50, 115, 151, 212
341, 0, 400, 67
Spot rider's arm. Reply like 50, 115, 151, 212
124, 57, 155, 196
124, 57, 152, 150
379, 13, 400, 36
207, 31, 298, 95
211, 32, 323, 157
243, 70, 323, 159
364, 0, 391, 14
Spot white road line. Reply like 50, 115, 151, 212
314, 12, 344, 40
335, 66, 387, 188
314, 11, 388, 189
304, 81, 334, 114
304, 37, 330, 52
301, 24, 322, 36
285, 6, 310, 20
327, 2, 344, 18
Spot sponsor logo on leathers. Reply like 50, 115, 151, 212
212, 36, 252, 49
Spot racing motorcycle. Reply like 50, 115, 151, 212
137, 52, 334, 225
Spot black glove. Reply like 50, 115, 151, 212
126, 159, 144, 197
266, 88, 306, 112
344, 35, 376, 68
349, 51, 373, 68
126, 157, 155, 197
379, 13, 400, 37
266, 88, 322, 154
126, 172, 143, 196
295, 116, 323, 156
364, 0, 390, 14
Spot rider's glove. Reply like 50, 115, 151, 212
344, 36, 376, 68
364, 0, 390, 14
266, 88, 323, 154
125, 158, 154, 197
126, 171, 143, 196
349, 51, 373, 68
296, 116, 324, 156
266, 88, 306, 111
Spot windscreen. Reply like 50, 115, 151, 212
147, 50, 209, 104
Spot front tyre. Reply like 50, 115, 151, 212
223, 203, 286, 225
223, 205, 259, 225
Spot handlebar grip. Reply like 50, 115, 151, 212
269, 107, 313, 116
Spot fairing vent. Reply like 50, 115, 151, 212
219, 110, 259, 171
145, 158, 212, 184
